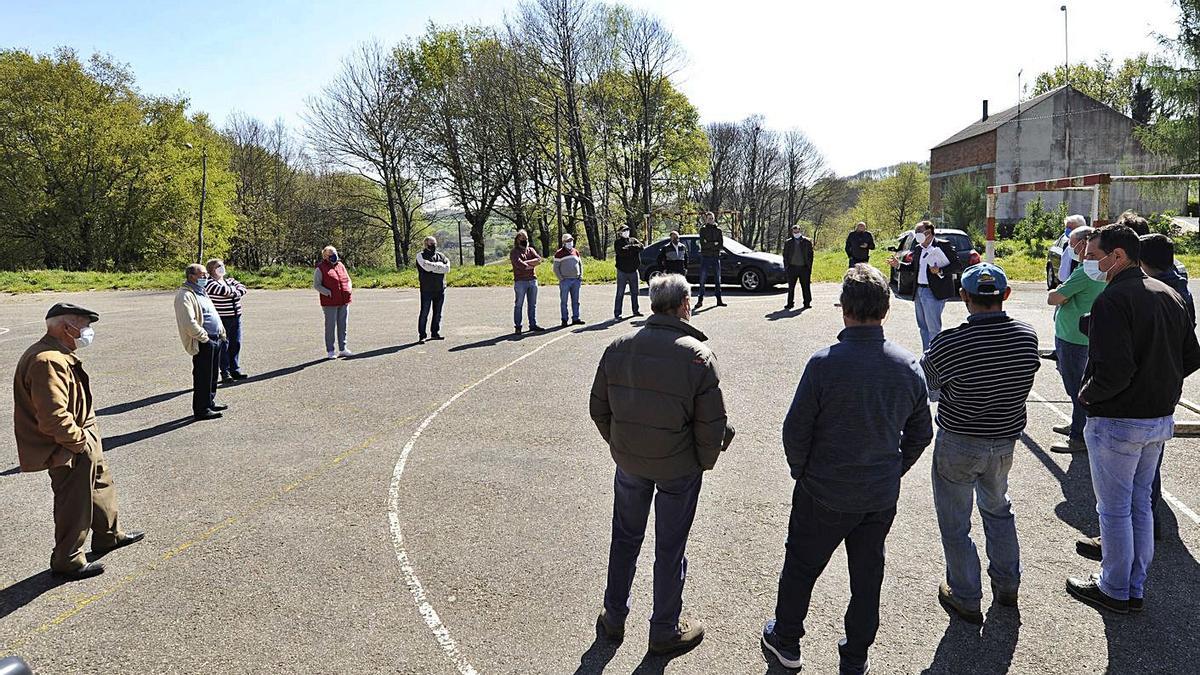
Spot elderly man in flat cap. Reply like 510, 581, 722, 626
13, 303, 144, 580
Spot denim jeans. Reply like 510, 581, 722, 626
603, 467, 703, 642
419, 288, 444, 339
219, 314, 243, 375
697, 256, 722, 301
773, 483, 895, 670
614, 270, 640, 317
1055, 337, 1089, 440
1085, 415, 1172, 600
559, 277, 581, 322
513, 279, 538, 328
322, 304, 348, 352
914, 286, 946, 352
931, 430, 1021, 609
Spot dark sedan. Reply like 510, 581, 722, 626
887, 228, 980, 299
638, 234, 787, 292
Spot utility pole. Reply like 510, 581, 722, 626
1061, 5, 1069, 78
554, 95, 564, 247
184, 143, 208, 263
457, 217, 464, 266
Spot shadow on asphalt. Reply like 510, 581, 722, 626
345, 343, 421, 360
765, 308, 808, 321
103, 416, 195, 451
572, 628, 619, 674
0, 570, 67, 621
574, 318, 632, 334
1020, 434, 1097, 536
229, 358, 328, 385
0, 466, 20, 477
920, 606, 1020, 674
449, 325, 570, 352
96, 389, 189, 416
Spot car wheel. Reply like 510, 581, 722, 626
739, 267, 763, 292
1046, 262, 1057, 290
645, 266, 663, 282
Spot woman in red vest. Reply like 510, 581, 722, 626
313, 245, 353, 358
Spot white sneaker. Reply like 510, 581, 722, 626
326, 350, 337, 360
338, 349, 354, 357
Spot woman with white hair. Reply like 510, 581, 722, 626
314, 245, 353, 358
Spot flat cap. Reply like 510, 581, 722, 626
45, 302, 100, 322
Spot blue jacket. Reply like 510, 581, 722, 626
783, 325, 933, 513
1153, 269, 1196, 327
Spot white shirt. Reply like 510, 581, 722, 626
917, 241, 950, 285
1057, 239, 1074, 282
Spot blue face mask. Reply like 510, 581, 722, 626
328, 253, 339, 264
196, 277, 210, 290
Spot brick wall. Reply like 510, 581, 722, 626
930, 130, 997, 175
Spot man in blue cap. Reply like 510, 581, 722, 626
920, 263, 1040, 624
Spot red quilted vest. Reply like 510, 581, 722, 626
317, 260, 352, 306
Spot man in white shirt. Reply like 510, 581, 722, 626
889, 221, 961, 352
1058, 215, 1087, 283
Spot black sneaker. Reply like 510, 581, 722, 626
220, 372, 232, 384
1129, 596, 1144, 613
530, 324, 546, 332
761, 620, 803, 669
572, 319, 586, 325
633, 311, 644, 317
991, 582, 1019, 607
1066, 575, 1128, 614
647, 617, 705, 657
938, 582, 983, 624
561, 319, 568, 328
1076, 536, 1102, 561
231, 371, 249, 380
596, 609, 624, 643
430, 334, 445, 341
209, 403, 229, 411
514, 326, 522, 335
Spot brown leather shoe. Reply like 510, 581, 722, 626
648, 617, 705, 656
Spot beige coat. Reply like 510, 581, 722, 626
174, 285, 225, 356
13, 336, 101, 471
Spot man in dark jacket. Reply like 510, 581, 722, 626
845, 221, 875, 268
614, 225, 644, 319
696, 212, 726, 308
1066, 225, 1200, 615
783, 224, 815, 310
762, 264, 933, 674
1140, 233, 1195, 326
888, 221, 961, 352
590, 273, 734, 657
657, 230, 689, 275
415, 236, 450, 343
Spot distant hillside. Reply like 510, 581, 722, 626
844, 161, 929, 182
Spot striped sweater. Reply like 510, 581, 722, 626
206, 277, 247, 317
920, 311, 1040, 438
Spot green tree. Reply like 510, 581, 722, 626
1139, 1, 1200, 172
941, 175, 987, 243
851, 163, 929, 237
1030, 54, 1153, 120
1013, 197, 1068, 252
0, 48, 234, 270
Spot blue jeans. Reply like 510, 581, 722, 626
219, 314, 243, 375
614, 270, 640, 317
419, 288, 444, 339
914, 286, 946, 352
1085, 416, 1172, 600
1055, 337, 1089, 440
697, 256, 722, 301
931, 430, 1021, 609
513, 279, 538, 328
603, 467, 702, 642
559, 277, 581, 322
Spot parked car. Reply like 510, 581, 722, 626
886, 228, 980, 299
638, 234, 787, 292
1045, 232, 1188, 289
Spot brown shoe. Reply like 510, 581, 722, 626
596, 609, 624, 642
938, 582, 983, 624
648, 617, 705, 656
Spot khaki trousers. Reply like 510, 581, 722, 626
46, 433, 120, 572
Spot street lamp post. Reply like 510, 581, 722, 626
553, 95, 563, 248
457, 217, 464, 266
1061, 5, 1069, 77
184, 143, 208, 263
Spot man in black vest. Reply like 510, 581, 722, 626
783, 224, 814, 310
888, 221, 961, 353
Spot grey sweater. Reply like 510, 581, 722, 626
783, 325, 933, 513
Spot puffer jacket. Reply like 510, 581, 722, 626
589, 313, 734, 480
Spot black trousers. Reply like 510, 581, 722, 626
773, 483, 896, 668
786, 265, 812, 307
419, 288, 445, 338
192, 338, 221, 415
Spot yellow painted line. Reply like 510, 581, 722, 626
1, 412, 423, 657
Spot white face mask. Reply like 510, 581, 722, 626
792, 232, 802, 239
74, 326, 95, 349
1083, 259, 1106, 282
564, 240, 574, 249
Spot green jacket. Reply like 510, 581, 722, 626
589, 314, 734, 480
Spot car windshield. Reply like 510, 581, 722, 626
722, 238, 753, 254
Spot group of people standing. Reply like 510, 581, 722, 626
588, 214, 1199, 672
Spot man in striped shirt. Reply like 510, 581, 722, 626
920, 263, 1040, 624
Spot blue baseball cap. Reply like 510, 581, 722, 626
960, 263, 1008, 296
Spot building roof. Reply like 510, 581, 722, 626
931, 85, 1069, 151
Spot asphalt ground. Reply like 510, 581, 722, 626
1, 280, 1199, 675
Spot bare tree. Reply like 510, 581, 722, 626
304, 41, 426, 267
698, 121, 740, 212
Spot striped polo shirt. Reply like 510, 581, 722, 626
206, 277, 246, 317
920, 311, 1040, 438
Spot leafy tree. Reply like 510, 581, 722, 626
1140, 1, 1200, 172
850, 163, 929, 237
1030, 54, 1153, 120
941, 175, 987, 243
1013, 197, 1068, 252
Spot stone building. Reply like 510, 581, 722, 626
929, 85, 1181, 226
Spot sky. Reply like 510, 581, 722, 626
0, 0, 1183, 176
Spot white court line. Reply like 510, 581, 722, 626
388, 332, 573, 675
1030, 389, 1200, 526
0, 327, 9, 336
